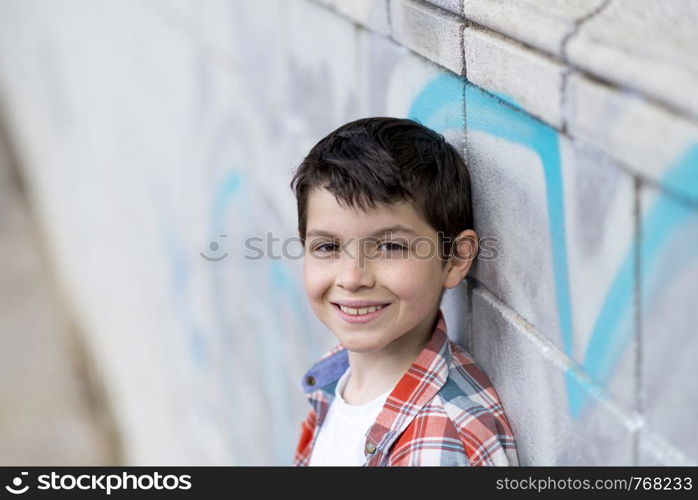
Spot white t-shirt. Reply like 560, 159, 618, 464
308, 367, 391, 466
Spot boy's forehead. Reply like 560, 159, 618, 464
306, 188, 429, 235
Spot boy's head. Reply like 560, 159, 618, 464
289, 117, 478, 353
291, 117, 474, 265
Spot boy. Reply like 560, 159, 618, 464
289, 117, 518, 466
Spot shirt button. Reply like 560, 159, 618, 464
305, 375, 316, 386
365, 442, 376, 454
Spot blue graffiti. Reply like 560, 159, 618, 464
150, 178, 209, 369
408, 74, 464, 132
408, 72, 698, 418
209, 164, 316, 464
583, 145, 698, 401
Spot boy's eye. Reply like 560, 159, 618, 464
380, 241, 405, 251
313, 242, 339, 253
309, 240, 407, 256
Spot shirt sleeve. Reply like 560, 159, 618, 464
454, 407, 518, 466
386, 414, 471, 466
293, 408, 317, 466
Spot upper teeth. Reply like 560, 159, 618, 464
338, 304, 386, 315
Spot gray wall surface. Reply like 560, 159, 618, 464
0, 0, 695, 465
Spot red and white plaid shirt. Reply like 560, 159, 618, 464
294, 309, 518, 466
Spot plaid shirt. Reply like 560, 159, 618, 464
294, 309, 518, 466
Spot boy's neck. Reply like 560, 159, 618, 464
342, 308, 440, 406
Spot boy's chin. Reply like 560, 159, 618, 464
334, 332, 392, 354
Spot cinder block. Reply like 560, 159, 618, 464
462, 0, 605, 57
637, 429, 697, 466
425, 0, 462, 15
466, 83, 560, 349
471, 286, 636, 465
389, 0, 465, 75
560, 137, 637, 409
640, 184, 698, 464
467, 107, 638, 407
284, 0, 363, 132
566, 0, 698, 120
334, 0, 390, 35
565, 73, 698, 205
357, 28, 409, 116
359, 27, 466, 152
441, 280, 469, 347
464, 26, 566, 128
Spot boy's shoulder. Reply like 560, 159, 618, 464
435, 341, 518, 465
440, 340, 504, 411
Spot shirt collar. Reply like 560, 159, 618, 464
301, 309, 452, 457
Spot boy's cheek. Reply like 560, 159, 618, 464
302, 266, 330, 302
379, 257, 442, 281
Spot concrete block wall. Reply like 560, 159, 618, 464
0, 0, 695, 465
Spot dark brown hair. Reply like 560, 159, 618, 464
289, 117, 473, 266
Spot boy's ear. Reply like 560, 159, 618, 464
444, 229, 479, 289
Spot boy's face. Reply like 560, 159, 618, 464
303, 187, 476, 355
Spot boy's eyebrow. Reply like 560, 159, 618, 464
306, 225, 418, 238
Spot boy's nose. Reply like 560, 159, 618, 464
335, 250, 375, 291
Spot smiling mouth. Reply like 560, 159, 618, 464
330, 302, 392, 323
333, 303, 388, 315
